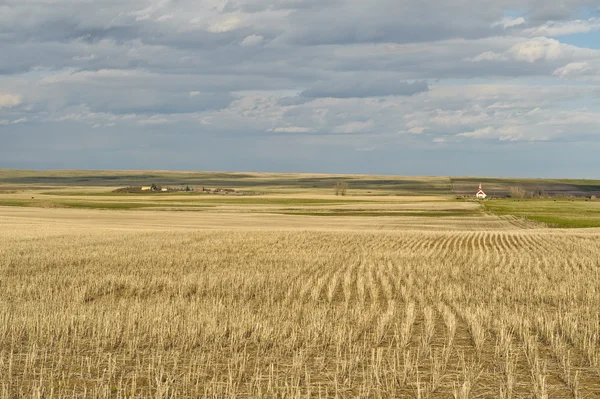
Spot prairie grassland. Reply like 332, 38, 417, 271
484, 199, 600, 228
1, 206, 600, 398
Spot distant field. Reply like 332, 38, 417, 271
0, 170, 464, 218
3, 170, 600, 227
0, 169, 454, 196
484, 199, 600, 228
0, 197, 374, 210
452, 177, 600, 198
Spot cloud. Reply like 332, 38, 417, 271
0, 93, 21, 108
272, 126, 314, 133
399, 84, 600, 143
224, 0, 336, 13
509, 37, 566, 62
457, 126, 533, 141
457, 126, 497, 138
553, 62, 597, 77
208, 16, 245, 33
469, 37, 594, 63
1, 0, 600, 175
138, 117, 171, 125
524, 18, 600, 37
240, 34, 265, 46
301, 79, 429, 98
527, 1, 573, 23
333, 120, 373, 134
73, 54, 97, 61
492, 17, 526, 29
408, 126, 427, 134
469, 51, 509, 62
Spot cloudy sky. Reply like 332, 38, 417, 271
1, 0, 600, 177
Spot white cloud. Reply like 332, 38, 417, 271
457, 126, 530, 141
208, 16, 244, 33
401, 85, 600, 143
468, 51, 508, 62
127, 1, 171, 22
492, 17, 526, 30
553, 62, 597, 78
73, 54, 97, 61
430, 109, 490, 126
508, 37, 565, 63
524, 18, 600, 37
0, 93, 21, 108
408, 126, 426, 134
241, 34, 265, 46
189, 91, 202, 97
138, 117, 170, 125
40, 69, 143, 85
469, 37, 591, 64
457, 126, 496, 138
272, 126, 313, 133
333, 120, 373, 134
156, 14, 174, 22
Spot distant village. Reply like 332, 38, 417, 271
114, 185, 259, 195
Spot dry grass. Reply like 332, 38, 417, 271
0, 205, 527, 233
1, 205, 600, 397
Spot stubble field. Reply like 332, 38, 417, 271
1, 170, 600, 398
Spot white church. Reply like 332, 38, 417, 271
476, 183, 487, 199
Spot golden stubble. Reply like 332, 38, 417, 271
1, 207, 599, 397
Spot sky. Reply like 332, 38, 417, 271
1, 0, 600, 177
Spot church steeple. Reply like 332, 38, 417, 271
476, 183, 487, 199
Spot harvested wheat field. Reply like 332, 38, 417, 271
1, 201, 600, 398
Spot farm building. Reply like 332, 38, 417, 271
476, 183, 487, 199
141, 186, 152, 191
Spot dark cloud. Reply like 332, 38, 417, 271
528, 2, 574, 22
526, 0, 598, 22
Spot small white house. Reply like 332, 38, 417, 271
476, 183, 487, 199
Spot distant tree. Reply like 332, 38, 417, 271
151, 183, 157, 191
185, 185, 191, 192
532, 186, 546, 198
509, 186, 531, 199
334, 181, 349, 196
509, 186, 522, 199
